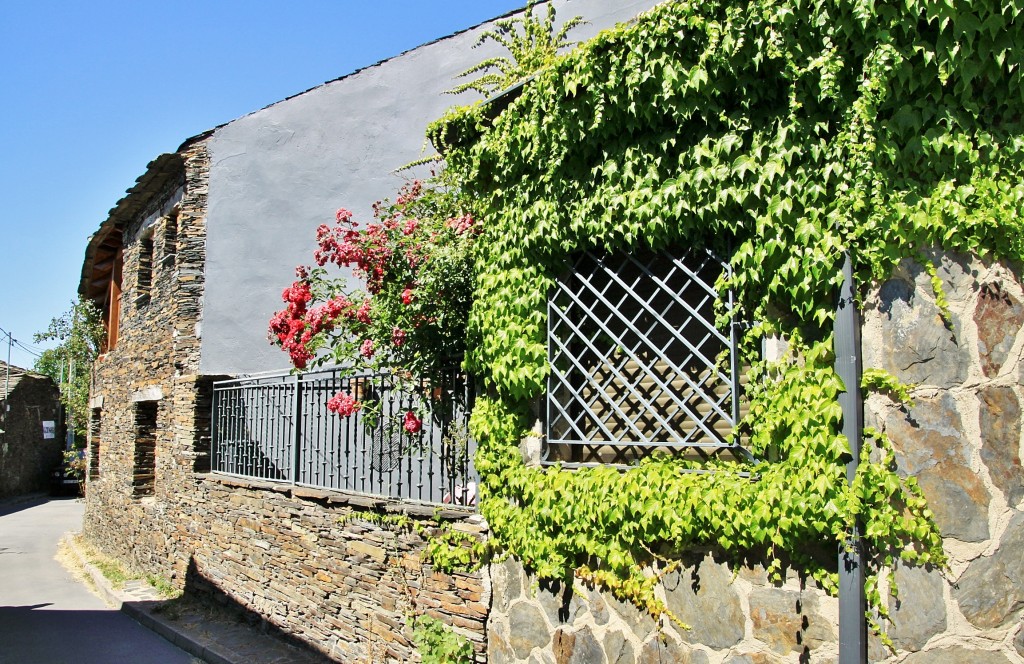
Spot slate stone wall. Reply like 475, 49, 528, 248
490, 249, 1024, 664
82, 136, 488, 662
0, 373, 61, 498
84, 137, 212, 570
173, 477, 489, 662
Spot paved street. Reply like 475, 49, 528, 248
0, 496, 198, 664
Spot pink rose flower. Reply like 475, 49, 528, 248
392, 328, 407, 347
403, 411, 422, 434
327, 392, 360, 417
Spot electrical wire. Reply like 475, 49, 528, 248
13, 340, 42, 358
0, 325, 45, 362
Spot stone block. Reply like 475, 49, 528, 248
974, 281, 1024, 377
346, 539, 386, 562
601, 629, 630, 664
663, 555, 744, 649
553, 626, 603, 664
978, 386, 1024, 507
871, 273, 968, 388
749, 588, 836, 656
508, 600, 552, 659
954, 510, 1024, 629
886, 563, 946, 651
487, 618, 517, 664
492, 556, 525, 611
885, 393, 990, 542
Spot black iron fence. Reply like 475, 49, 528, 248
211, 367, 477, 508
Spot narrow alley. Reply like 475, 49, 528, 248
0, 496, 197, 664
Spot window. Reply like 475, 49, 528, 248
162, 210, 178, 268
133, 401, 158, 496
88, 408, 101, 480
106, 248, 123, 350
135, 233, 154, 307
544, 246, 748, 467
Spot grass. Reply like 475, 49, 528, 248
65, 533, 181, 599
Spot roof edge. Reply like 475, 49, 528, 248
78, 152, 186, 299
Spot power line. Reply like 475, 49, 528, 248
0, 325, 44, 362
13, 340, 42, 358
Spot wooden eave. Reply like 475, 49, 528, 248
78, 153, 184, 303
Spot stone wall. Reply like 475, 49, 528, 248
487, 249, 1024, 664
83, 137, 488, 662
489, 554, 839, 663
84, 137, 212, 569
0, 371, 61, 498
175, 477, 488, 662
86, 463, 490, 662
862, 250, 1024, 663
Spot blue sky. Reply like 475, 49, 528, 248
0, 1, 523, 369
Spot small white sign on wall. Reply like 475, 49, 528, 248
42, 421, 56, 439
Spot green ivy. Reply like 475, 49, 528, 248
425, 0, 1023, 628
412, 614, 473, 664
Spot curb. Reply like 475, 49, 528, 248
62, 533, 236, 664
121, 604, 236, 664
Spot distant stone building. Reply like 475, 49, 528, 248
0, 362, 61, 498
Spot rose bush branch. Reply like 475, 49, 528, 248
269, 178, 479, 425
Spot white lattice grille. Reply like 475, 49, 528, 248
545, 247, 747, 467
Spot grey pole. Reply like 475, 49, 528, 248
835, 253, 867, 663
3, 329, 11, 424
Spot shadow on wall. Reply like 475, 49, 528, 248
135, 557, 334, 663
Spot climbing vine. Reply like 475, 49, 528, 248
426, 0, 1023, 627
447, 2, 585, 97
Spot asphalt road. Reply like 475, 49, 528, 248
0, 495, 199, 664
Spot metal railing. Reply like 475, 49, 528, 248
212, 367, 477, 508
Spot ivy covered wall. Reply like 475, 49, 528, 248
426, 0, 1024, 660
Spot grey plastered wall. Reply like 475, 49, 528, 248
201, 0, 662, 375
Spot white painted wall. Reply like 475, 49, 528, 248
201, 0, 662, 374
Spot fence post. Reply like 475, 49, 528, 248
292, 374, 303, 485
210, 384, 219, 473
835, 253, 867, 664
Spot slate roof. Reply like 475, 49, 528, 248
0, 360, 43, 401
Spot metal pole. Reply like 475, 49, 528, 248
2, 329, 10, 433
66, 357, 75, 450
835, 253, 867, 664
4, 329, 11, 397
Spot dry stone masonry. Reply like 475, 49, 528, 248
82, 137, 488, 662
489, 249, 1024, 664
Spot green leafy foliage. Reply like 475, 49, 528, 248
426, 0, 1024, 626
33, 298, 105, 443
447, 2, 585, 97
862, 368, 914, 405
412, 614, 473, 664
